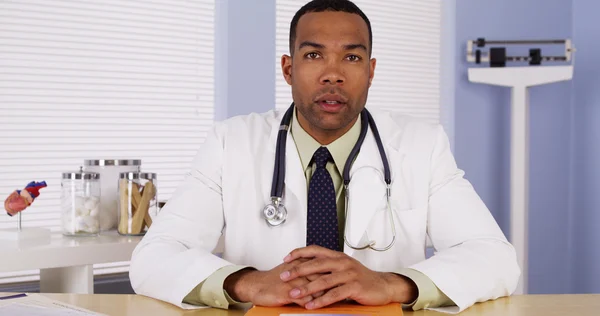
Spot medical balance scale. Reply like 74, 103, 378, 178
466, 38, 575, 294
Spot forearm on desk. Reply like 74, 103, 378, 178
183, 265, 249, 309
183, 265, 453, 311
396, 268, 455, 310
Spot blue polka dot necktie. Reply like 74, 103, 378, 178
306, 147, 340, 251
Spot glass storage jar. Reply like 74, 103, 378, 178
83, 159, 141, 232
118, 172, 157, 236
61, 167, 101, 236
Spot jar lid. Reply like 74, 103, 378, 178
120, 172, 157, 180
63, 166, 100, 180
84, 159, 141, 166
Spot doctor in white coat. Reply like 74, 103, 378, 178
130, 0, 520, 313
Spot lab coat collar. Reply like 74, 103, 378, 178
268, 108, 406, 154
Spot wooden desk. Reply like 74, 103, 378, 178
39, 293, 600, 316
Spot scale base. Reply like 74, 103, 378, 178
0, 227, 52, 241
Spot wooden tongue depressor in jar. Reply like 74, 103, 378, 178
118, 172, 157, 235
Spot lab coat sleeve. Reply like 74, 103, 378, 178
407, 125, 521, 313
129, 123, 235, 309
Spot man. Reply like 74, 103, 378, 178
130, 0, 520, 313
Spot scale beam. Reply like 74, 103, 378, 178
467, 37, 575, 67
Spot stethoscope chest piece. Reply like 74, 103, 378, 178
263, 198, 287, 226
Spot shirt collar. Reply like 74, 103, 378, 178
290, 108, 362, 175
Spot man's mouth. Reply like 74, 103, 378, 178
317, 100, 345, 112
320, 100, 344, 105
315, 94, 347, 112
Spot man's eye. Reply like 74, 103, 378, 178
306, 52, 320, 59
346, 55, 361, 62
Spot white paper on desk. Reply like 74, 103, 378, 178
0, 294, 105, 316
0, 302, 99, 315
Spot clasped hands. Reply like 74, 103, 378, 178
225, 245, 417, 310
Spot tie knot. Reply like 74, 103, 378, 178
312, 147, 332, 169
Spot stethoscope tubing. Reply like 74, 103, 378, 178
271, 105, 294, 198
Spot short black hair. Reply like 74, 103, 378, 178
289, 0, 372, 56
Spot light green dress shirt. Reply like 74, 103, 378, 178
183, 109, 454, 310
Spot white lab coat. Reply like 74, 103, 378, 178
129, 108, 520, 313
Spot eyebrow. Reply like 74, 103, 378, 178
343, 43, 368, 52
298, 41, 325, 50
298, 41, 368, 52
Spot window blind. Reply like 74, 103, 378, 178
0, 0, 215, 283
275, 0, 441, 123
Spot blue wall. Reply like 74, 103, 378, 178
570, 0, 600, 293
454, 0, 574, 294
214, 0, 275, 120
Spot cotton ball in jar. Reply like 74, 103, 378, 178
82, 216, 99, 233
73, 196, 85, 211
78, 208, 91, 217
84, 197, 99, 211
86, 197, 99, 217
75, 216, 89, 232
90, 206, 100, 217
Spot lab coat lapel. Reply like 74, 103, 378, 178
343, 126, 385, 257
343, 111, 405, 258
283, 134, 307, 229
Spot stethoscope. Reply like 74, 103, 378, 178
262, 103, 397, 252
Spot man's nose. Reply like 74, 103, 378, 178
320, 64, 345, 85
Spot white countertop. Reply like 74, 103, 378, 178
0, 231, 142, 272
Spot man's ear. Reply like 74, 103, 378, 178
368, 58, 376, 88
282, 55, 293, 85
